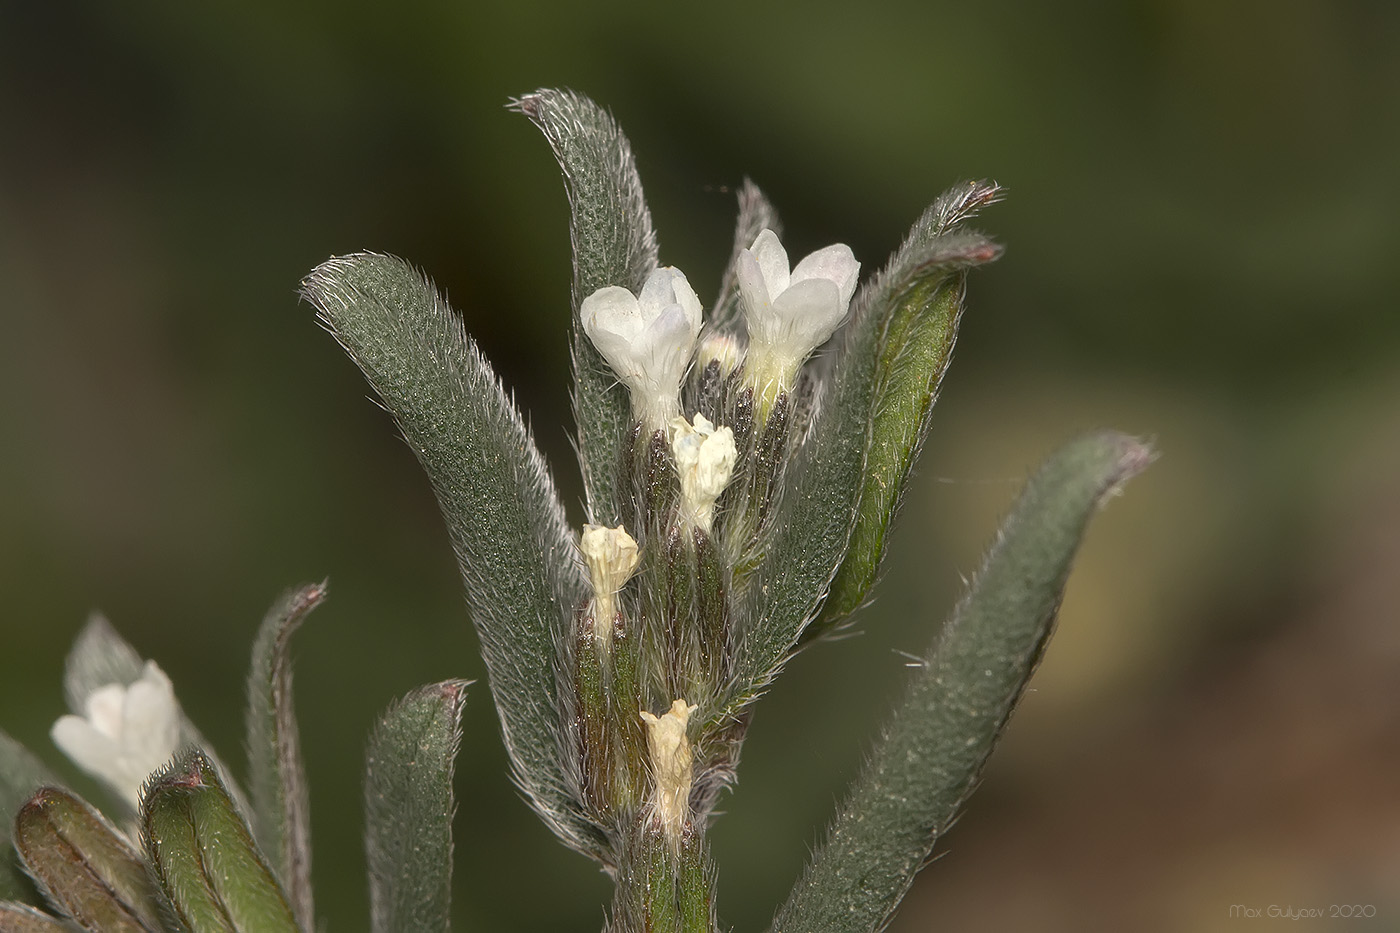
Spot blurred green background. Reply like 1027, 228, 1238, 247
2, 2, 1398, 930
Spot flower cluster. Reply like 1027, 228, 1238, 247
564, 226, 864, 852
582, 230, 860, 430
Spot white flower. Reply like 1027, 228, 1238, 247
639, 698, 697, 846
579, 523, 640, 649
668, 413, 737, 533
737, 228, 859, 403
581, 267, 704, 430
51, 660, 180, 810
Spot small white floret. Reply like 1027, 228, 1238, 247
668, 413, 737, 533
51, 660, 180, 810
581, 267, 704, 430
737, 228, 859, 405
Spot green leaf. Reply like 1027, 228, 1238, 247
511, 87, 659, 525
363, 681, 469, 933
771, 432, 1153, 933
244, 583, 325, 932
814, 230, 1003, 633
0, 902, 79, 933
142, 750, 299, 933
304, 253, 593, 854
730, 185, 1002, 713
0, 732, 56, 902
13, 787, 161, 933
709, 178, 781, 333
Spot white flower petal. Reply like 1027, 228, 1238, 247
123, 664, 179, 768
582, 286, 644, 354
51, 715, 121, 777
749, 229, 790, 296
736, 251, 772, 333
84, 684, 126, 739
770, 277, 844, 350
790, 243, 859, 307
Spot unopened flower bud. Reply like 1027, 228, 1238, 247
639, 699, 697, 847
668, 414, 737, 533
694, 332, 744, 379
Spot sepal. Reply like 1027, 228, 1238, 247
141, 749, 299, 933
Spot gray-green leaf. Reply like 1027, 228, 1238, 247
244, 583, 325, 932
142, 749, 299, 933
511, 87, 659, 525
771, 431, 1153, 933
0, 732, 56, 902
304, 253, 592, 854
363, 681, 469, 933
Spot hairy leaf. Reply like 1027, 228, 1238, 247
772, 431, 1153, 933
305, 253, 593, 853
142, 750, 299, 933
13, 787, 160, 933
0, 732, 55, 902
815, 224, 1003, 633
244, 583, 325, 931
511, 87, 659, 525
364, 681, 468, 933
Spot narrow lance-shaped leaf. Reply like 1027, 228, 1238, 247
0, 902, 79, 933
13, 787, 162, 933
364, 681, 469, 933
304, 253, 594, 854
730, 188, 1001, 715
142, 749, 299, 933
244, 583, 325, 931
0, 731, 57, 902
61, 616, 249, 818
709, 179, 782, 333
772, 431, 1154, 933
511, 87, 660, 525
813, 182, 1003, 632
